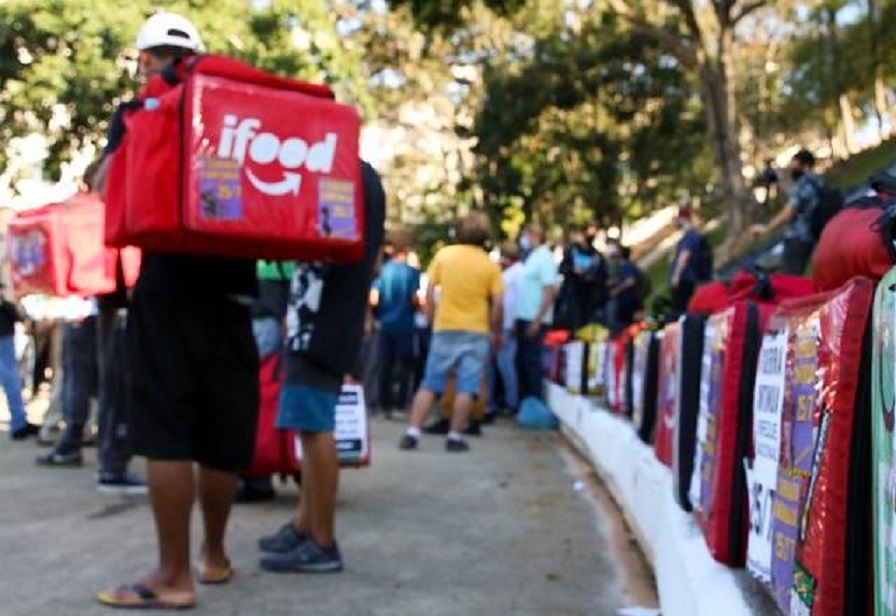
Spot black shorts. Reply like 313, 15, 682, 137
128, 290, 260, 471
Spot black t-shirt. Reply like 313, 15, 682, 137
285, 161, 387, 377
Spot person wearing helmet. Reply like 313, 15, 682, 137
95, 13, 258, 611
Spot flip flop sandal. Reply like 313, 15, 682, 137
196, 561, 234, 585
96, 584, 196, 610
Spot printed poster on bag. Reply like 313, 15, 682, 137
295, 384, 369, 464
690, 320, 720, 510
873, 269, 896, 616
746, 328, 788, 584
769, 317, 819, 614
565, 341, 584, 393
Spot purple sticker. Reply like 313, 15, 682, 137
318, 179, 357, 239
770, 322, 818, 613
699, 330, 725, 515
197, 156, 243, 221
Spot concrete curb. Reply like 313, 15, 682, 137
547, 383, 775, 616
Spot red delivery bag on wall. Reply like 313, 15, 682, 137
8, 193, 130, 298
654, 323, 677, 467
106, 55, 362, 262
750, 278, 873, 616
690, 300, 770, 566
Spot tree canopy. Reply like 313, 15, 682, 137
2, 0, 895, 248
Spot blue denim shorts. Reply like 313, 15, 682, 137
278, 354, 342, 433
421, 331, 490, 396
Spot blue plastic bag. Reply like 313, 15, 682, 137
517, 396, 559, 430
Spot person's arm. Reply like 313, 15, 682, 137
671, 249, 691, 289
410, 271, 421, 309
611, 272, 637, 297
558, 248, 574, 277
752, 203, 794, 237
490, 291, 504, 347
526, 284, 556, 337
424, 280, 437, 323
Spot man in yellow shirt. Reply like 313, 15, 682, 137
400, 212, 503, 452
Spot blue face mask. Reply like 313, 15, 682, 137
519, 234, 532, 252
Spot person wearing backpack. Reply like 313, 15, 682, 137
752, 149, 841, 275
669, 207, 706, 312
94, 13, 260, 610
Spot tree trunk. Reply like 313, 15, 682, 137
699, 27, 748, 245
839, 93, 857, 155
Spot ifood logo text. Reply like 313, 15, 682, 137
217, 114, 337, 196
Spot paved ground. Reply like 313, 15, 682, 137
0, 404, 656, 616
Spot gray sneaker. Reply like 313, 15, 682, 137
259, 523, 309, 554
96, 472, 148, 495
260, 539, 343, 574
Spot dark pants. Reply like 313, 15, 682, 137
781, 238, 814, 276
97, 309, 133, 476
56, 308, 133, 475
57, 317, 98, 455
670, 281, 696, 315
412, 326, 431, 393
515, 319, 546, 401
377, 329, 414, 410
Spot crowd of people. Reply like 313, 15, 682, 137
0, 7, 844, 611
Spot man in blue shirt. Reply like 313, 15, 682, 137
669, 207, 702, 312
515, 224, 559, 401
371, 230, 420, 416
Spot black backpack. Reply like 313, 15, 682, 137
695, 234, 714, 281
809, 180, 845, 239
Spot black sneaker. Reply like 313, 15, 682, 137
96, 472, 148, 495
445, 438, 470, 453
399, 434, 419, 450
260, 539, 343, 574
36, 450, 83, 467
235, 484, 276, 504
423, 418, 450, 435
464, 420, 482, 437
11, 423, 40, 441
259, 523, 309, 554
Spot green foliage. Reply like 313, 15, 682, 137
473, 18, 711, 233
0, 0, 369, 181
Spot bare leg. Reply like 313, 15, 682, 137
142, 460, 195, 594
450, 392, 473, 434
297, 431, 339, 547
407, 388, 436, 430
198, 465, 238, 571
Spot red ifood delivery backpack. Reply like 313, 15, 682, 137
8, 192, 140, 298
105, 55, 363, 262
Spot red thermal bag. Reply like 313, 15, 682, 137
105, 55, 363, 262
8, 193, 139, 298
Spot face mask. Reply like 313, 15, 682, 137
519, 234, 533, 252
791, 169, 805, 181
584, 234, 596, 245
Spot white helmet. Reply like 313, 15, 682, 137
135, 12, 204, 52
